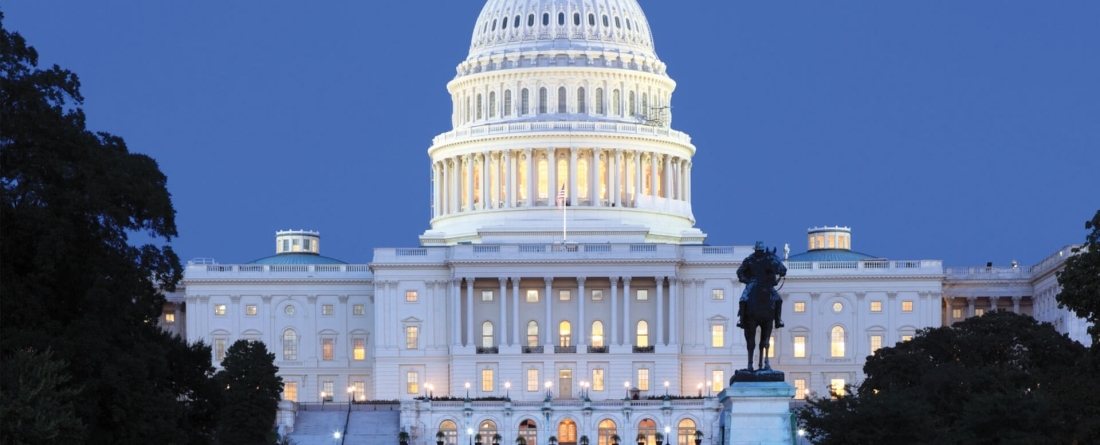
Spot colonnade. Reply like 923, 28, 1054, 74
432, 148, 691, 217
448, 276, 683, 349
943, 295, 1026, 324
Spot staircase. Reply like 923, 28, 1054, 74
287, 407, 400, 445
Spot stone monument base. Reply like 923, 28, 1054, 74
720, 381, 795, 445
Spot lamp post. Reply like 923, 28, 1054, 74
320, 391, 327, 408
467, 427, 474, 445
504, 381, 511, 399
544, 381, 553, 399
696, 383, 703, 397
663, 427, 670, 445
664, 381, 670, 397
426, 383, 434, 399
705, 381, 711, 398
347, 386, 355, 405
333, 431, 341, 444
624, 381, 631, 399
465, 382, 471, 400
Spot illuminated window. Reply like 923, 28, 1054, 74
637, 289, 648, 301
282, 329, 298, 361
214, 304, 226, 316
592, 368, 604, 391
482, 322, 494, 348
284, 381, 298, 402
322, 381, 334, 401
214, 338, 226, 363
164, 313, 175, 323
591, 290, 603, 301
353, 304, 364, 315
440, 421, 458, 445
637, 368, 650, 391
830, 379, 846, 398
322, 304, 333, 316
242, 304, 256, 316
810, 236, 816, 249
636, 320, 649, 347
527, 321, 539, 347
794, 379, 806, 400
405, 326, 419, 349
712, 289, 724, 300
559, 321, 571, 347
794, 335, 806, 358
712, 371, 724, 392
975, 308, 985, 317
527, 289, 539, 302
833, 302, 843, 313
711, 324, 724, 348
527, 369, 539, 392
591, 321, 604, 347
831, 326, 846, 357
870, 335, 882, 355
613, 90, 621, 116
768, 335, 775, 358
481, 369, 494, 392
482, 290, 494, 302
406, 290, 418, 302
828, 235, 835, 248
353, 338, 365, 361
352, 381, 365, 401
870, 301, 882, 312
406, 371, 419, 394
901, 335, 913, 342
559, 290, 571, 301
322, 338, 334, 360
902, 301, 914, 312
952, 308, 962, 319
794, 302, 806, 313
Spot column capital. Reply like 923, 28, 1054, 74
609, 276, 620, 284
621, 277, 632, 286
1011, 295, 1023, 302
576, 277, 587, 286
693, 278, 705, 286
544, 277, 554, 286
886, 291, 898, 299
261, 295, 272, 304
967, 296, 978, 303
667, 277, 680, 285
511, 276, 522, 283
425, 281, 436, 290
854, 292, 866, 300
230, 295, 241, 304
339, 295, 349, 304
655, 276, 666, 284
452, 278, 463, 286
498, 277, 508, 286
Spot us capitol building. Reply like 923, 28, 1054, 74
164, 0, 1090, 443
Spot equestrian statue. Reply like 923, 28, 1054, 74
736, 241, 786, 373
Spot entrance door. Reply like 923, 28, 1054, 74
559, 369, 573, 399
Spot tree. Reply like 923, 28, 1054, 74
1, 12, 216, 443
1057, 209, 1100, 345
214, 340, 283, 445
0, 349, 85, 444
797, 311, 1100, 444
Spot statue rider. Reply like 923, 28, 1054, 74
736, 241, 786, 329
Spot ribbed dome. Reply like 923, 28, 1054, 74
468, 0, 657, 62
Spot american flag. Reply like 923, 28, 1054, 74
556, 184, 566, 209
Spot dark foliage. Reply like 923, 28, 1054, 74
214, 340, 283, 445
1056, 209, 1100, 344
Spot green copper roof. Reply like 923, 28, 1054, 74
787, 249, 879, 262
247, 253, 347, 265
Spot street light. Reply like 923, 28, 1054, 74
705, 381, 712, 398
624, 381, 631, 399
504, 381, 511, 399
320, 391, 327, 408
696, 382, 703, 397
664, 427, 670, 445
664, 381, 670, 397
334, 431, 341, 444
425, 383, 434, 399
465, 382, 471, 400
347, 386, 355, 403
468, 427, 474, 445
544, 381, 553, 399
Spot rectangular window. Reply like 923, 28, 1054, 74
526, 290, 539, 302
637, 289, 648, 301
406, 291, 418, 303
794, 302, 806, 313
482, 290, 494, 302
712, 289, 724, 300
481, 369, 494, 392
831, 379, 846, 398
592, 368, 604, 391
591, 290, 603, 301
870, 301, 882, 312
323, 381, 334, 401
902, 300, 914, 312
712, 371, 724, 393
405, 326, 419, 349
406, 372, 419, 394
711, 325, 724, 348
214, 304, 226, 316
637, 368, 650, 391
527, 369, 539, 392
322, 338, 334, 360
353, 304, 365, 316
321, 304, 333, 316
559, 290, 571, 301
165, 313, 175, 323
871, 335, 883, 355
284, 381, 298, 402
353, 338, 366, 361
975, 308, 985, 317
794, 378, 806, 400
245, 304, 257, 316
353, 381, 365, 401
902, 335, 913, 342
794, 336, 806, 358
214, 338, 226, 363
952, 308, 962, 319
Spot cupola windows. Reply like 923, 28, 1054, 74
521, 88, 530, 115
488, 92, 496, 118
573, 13, 580, 26
528, 14, 535, 27
603, 15, 609, 27
503, 90, 512, 117
491, 19, 497, 31
514, 15, 520, 28
595, 88, 604, 114
538, 88, 548, 114
588, 14, 595, 26
501, 17, 507, 29
615, 17, 621, 29
577, 87, 586, 114
558, 12, 565, 26
543, 13, 550, 26
626, 18, 632, 30
557, 87, 567, 113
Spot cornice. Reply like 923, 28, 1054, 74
449, 67, 676, 91
184, 278, 373, 285
429, 131, 695, 158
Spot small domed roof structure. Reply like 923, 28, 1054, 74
247, 230, 347, 265
787, 226, 881, 262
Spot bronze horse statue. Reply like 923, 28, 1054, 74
737, 245, 786, 372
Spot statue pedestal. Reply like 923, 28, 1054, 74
719, 381, 795, 445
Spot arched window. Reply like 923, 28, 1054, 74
636, 320, 649, 347
491, 19, 497, 31
558, 12, 565, 26
529, 14, 535, 27
677, 419, 697, 445
539, 88, 548, 114
559, 419, 578, 443
482, 321, 494, 348
598, 420, 617, 445
501, 16, 508, 29
559, 321, 571, 347
589, 14, 595, 26
628, 91, 636, 116
615, 17, 621, 29
577, 87, 586, 114
543, 13, 550, 26
489, 92, 496, 118
527, 321, 539, 347
573, 13, 581, 26
282, 328, 298, 361
476, 94, 483, 120
591, 320, 604, 347
521, 88, 530, 115
514, 15, 521, 28
465, 96, 471, 123
602, 15, 609, 27
638, 419, 657, 445
831, 326, 846, 357
595, 88, 604, 114
558, 87, 567, 113
613, 90, 621, 116
519, 419, 538, 445
439, 420, 458, 445
641, 93, 648, 117
578, 158, 589, 199
537, 158, 548, 200
504, 90, 513, 117
479, 420, 498, 445
626, 18, 632, 31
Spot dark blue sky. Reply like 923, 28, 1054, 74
6, 1, 1097, 267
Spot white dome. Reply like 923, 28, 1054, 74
467, 0, 658, 65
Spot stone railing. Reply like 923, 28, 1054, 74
785, 260, 943, 275
184, 262, 372, 280
432, 121, 693, 147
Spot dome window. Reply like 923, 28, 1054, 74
491, 19, 497, 31
573, 12, 580, 26
589, 14, 595, 26
558, 86, 567, 113
615, 17, 621, 29
529, 14, 535, 27
626, 18, 632, 30
558, 12, 565, 26
514, 15, 520, 28
603, 15, 609, 27
502, 17, 507, 29
538, 88, 548, 114
543, 13, 550, 26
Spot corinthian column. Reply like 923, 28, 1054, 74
622, 277, 632, 346
465, 154, 474, 212
577, 277, 587, 348
544, 277, 554, 347
569, 147, 578, 206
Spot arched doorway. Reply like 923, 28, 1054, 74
598, 419, 618, 445
676, 419, 696, 445
558, 419, 578, 445
637, 419, 657, 445
439, 420, 458, 445
518, 419, 538, 445
479, 420, 498, 445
